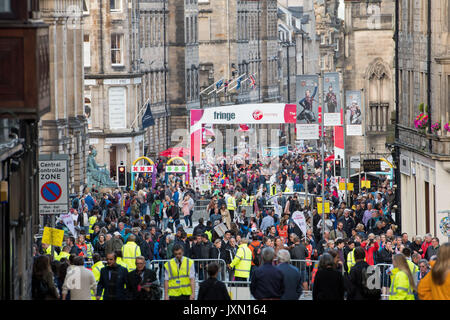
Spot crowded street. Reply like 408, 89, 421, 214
0, 0, 449, 306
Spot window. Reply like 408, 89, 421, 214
146, 17, 153, 47
185, 17, 189, 43
110, 0, 121, 12
83, 0, 89, 14
111, 34, 123, 65
84, 34, 91, 67
0, 0, 11, 12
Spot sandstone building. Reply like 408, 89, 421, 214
396, 0, 450, 243
39, 0, 88, 193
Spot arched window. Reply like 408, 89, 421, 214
366, 59, 391, 132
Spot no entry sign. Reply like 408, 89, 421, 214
39, 155, 69, 215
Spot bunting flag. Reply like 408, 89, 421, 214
239, 124, 250, 131
236, 77, 241, 90
216, 79, 224, 90
250, 75, 256, 89
142, 101, 155, 129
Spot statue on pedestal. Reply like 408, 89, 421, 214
87, 146, 117, 188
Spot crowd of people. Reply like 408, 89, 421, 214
32, 152, 450, 300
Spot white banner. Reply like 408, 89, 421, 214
60, 213, 77, 238
292, 211, 307, 237
324, 113, 341, 126
296, 124, 319, 140
347, 125, 363, 136
190, 104, 296, 133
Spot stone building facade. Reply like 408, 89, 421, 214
396, 0, 450, 242
83, 0, 145, 181
139, 0, 169, 158
343, 0, 395, 157
38, 0, 89, 193
165, 0, 200, 150
198, 0, 279, 107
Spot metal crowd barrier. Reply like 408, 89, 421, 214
222, 280, 253, 300
148, 258, 228, 299
374, 263, 392, 300
290, 259, 319, 298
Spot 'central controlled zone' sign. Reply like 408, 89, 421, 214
39, 157, 69, 215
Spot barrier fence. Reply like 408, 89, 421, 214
147, 258, 393, 300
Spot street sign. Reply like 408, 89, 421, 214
41, 181, 62, 202
39, 156, 69, 215
350, 156, 360, 169
363, 159, 381, 172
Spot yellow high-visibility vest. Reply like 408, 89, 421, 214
164, 257, 193, 297
57, 251, 71, 261
91, 261, 105, 300
122, 242, 141, 271
347, 248, 356, 272
88, 216, 97, 234
389, 268, 415, 300
45, 245, 58, 260
205, 230, 212, 242
270, 185, 277, 196
227, 197, 236, 211
229, 244, 252, 279
116, 257, 128, 269
346, 248, 366, 273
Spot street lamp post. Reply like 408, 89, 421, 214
319, 70, 325, 241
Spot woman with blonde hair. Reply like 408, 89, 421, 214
418, 242, 450, 300
220, 203, 231, 229
389, 254, 416, 300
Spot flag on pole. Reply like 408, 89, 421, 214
250, 75, 256, 89
216, 79, 224, 90
142, 101, 155, 129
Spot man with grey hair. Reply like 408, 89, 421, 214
276, 249, 302, 300
250, 247, 285, 300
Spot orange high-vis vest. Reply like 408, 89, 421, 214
277, 224, 288, 239
306, 244, 313, 267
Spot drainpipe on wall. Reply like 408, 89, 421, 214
394, 0, 402, 230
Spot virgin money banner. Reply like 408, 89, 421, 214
190, 104, 296, 131
190, 104, 296, 163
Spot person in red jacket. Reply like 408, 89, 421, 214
421, 233, 432, 259
361, 235, 379, 265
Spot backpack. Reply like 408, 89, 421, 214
248, 242, 262, 266
361, 266, 381, 299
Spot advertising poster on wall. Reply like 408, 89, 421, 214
323, 72, 341, 115
345, 90, 363, 136
296, 75, 319, 124
296, 75, 319, 139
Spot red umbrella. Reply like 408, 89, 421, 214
159, 147, 190, 158
324, 154, 335, 162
